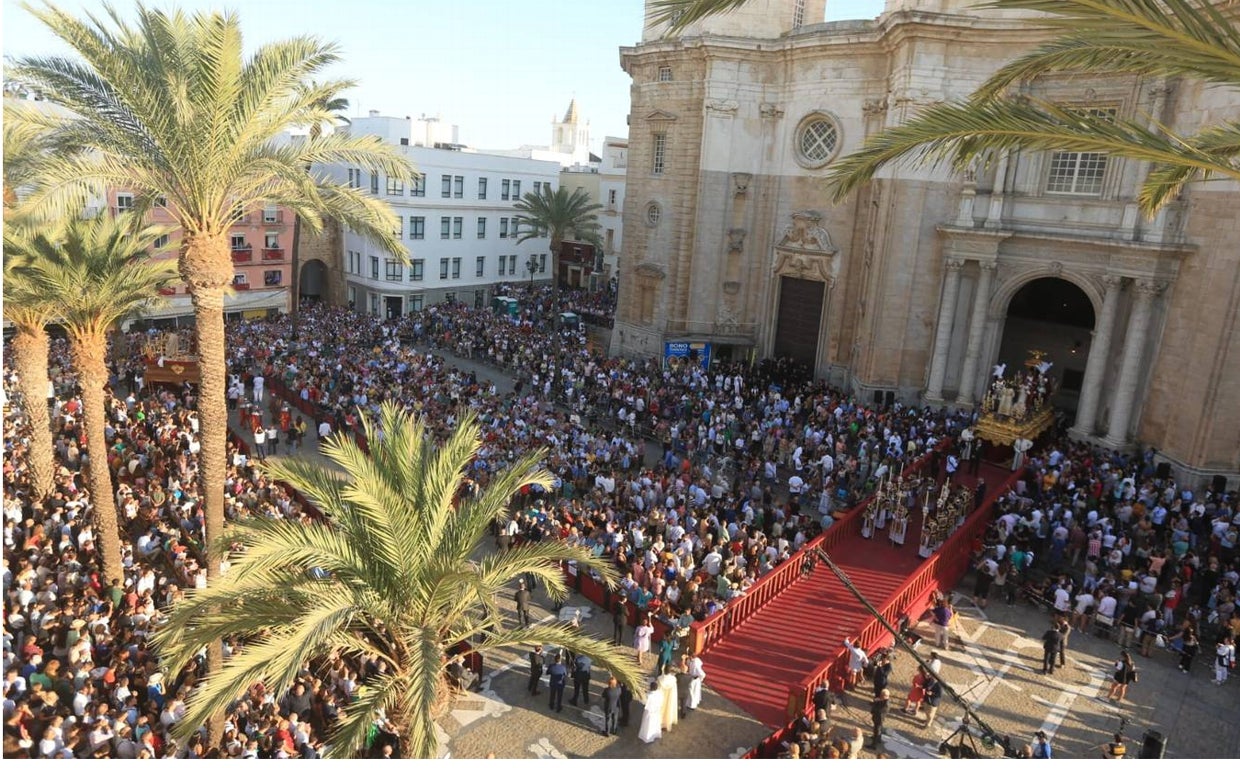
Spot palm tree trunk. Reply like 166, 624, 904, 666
550, 236, 562, 302
70, 331, 125, 585
10, 324, 56, 503
180, 234, 232, 748
290, 213, 302, 340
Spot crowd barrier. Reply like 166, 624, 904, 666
742, 466, 1022, 758
687, 440, 950, 657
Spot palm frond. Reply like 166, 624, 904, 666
646, 0, 750, 34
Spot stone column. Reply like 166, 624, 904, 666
1103, 279, 1164, 447
925, 258, 965, 401
955, 261, 996, 407
1070, 274, 1123, 439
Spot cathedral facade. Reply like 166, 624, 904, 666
611, 0, 1240, 484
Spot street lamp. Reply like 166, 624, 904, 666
526, 256, 538, 285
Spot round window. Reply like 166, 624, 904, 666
795, 114, 840, 169
645, 202, 662, 227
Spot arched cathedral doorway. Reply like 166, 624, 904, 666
995, 277, 1095, 416
299, 258, 327, 301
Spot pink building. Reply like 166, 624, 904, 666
104, 189, 294, 325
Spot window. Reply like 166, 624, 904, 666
454, 176, 464, 198
474, 289, 485, 309
794, 113, 840, 168
441, 175, 452, 198
410, 216, 425, 240
512, 180, 521, 199
233, 273, 248, 286
792, 0, 805, 28
153, 234, 170, 249
645, 202, 662, 227
154, 196, 167, 207
409, 294, 424, 312
477, 217, 486, 239
500, 217, 509, 238
370, 293, 379, 316
452, 217, 463, 239
264, 233, 279, 248
264, 269, 282, 286
652, 132, 667, 175
411, 175, 426, 197
370, 172, 379, 195
370, 256, 379, 279
502, 179, 511, 200
478, 177, 488, 199
411, 259, 424, 281
347, 169, 361, 188
1045, 108, 1116, 195
230, 234, 246, 249
386, 177, 404, 195
533, 181, 542, 195
444, 292, 456, 303
116, 194, 135, 212
605, 228, 615, 251
440, 258, 449, 279
349, 286, 356, 307
476, 256, 485, 277
538, 253, 546, 273
608, 189, 617, 207
498, 257, 506, 277
385, 260, 403, 281
441, 217, 451, 239
658, 66, 672, 82
451, 258, 461, 279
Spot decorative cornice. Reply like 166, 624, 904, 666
777, 210, 837, 254
705, 98, 739, 115
759, 102, 784, 119
643, 109, 679, 122
634, 262, 667, 280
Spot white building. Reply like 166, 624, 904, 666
597, 135, 627, 287
325, 114, 560, 318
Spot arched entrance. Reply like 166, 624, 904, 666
299, 258, 327, 301
996, 277, 1095, 415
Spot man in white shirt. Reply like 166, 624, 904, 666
318, 420, 332, 440
252, 373, 265, 402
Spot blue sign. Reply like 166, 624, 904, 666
664, 340, 712, 371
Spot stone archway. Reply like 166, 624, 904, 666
995, 277, 1096, 415
299, 258, 327, 301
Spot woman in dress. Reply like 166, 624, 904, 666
638, 680, 664, 743
902, 668, 927, 716
634, 616, 654, 667
1105, 651, 1137, 702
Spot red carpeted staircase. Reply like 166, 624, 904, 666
701, 463, 1013, 727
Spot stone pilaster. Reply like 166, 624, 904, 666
1103, 279, 1164, 448
924, 258, 965, 402
1069, 274, 1123, 440
954, 261, 996, 407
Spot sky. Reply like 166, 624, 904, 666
2, 0, 885, 153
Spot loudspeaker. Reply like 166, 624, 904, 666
1139, 730, 1167, 759
1155, 462, 1171, 480
874, 390, 885, 406
885, 390, 896, 408
1212, 474, 1228, 495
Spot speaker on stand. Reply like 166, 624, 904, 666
1212, 474, 1228, 496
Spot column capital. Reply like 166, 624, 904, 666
977, 260, 998, 273
945, 257, 966, 271
1134, 279, 1167, 297
1101, 273, 1124, 289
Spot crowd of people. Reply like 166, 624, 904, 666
5, 288, 1237, 759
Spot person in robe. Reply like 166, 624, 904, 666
657, 665, 680, 731
638, 680, 664, 743
1012, 437, 1034, 471
686, 652, 705, 712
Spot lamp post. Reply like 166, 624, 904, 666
526, 256, 538, 286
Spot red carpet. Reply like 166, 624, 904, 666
701, 463, 1013, 727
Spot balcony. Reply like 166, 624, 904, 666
261, 247, 285, 261
231, 246, 253, 262
232, 281, 251, 291
158, 287, 178, 296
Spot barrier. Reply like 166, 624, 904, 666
688, 440, 950, 656
743, 466, 1021, 758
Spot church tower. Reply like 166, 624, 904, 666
551, 98, 591, 164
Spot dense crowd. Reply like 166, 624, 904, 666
6, 293, 1235, 759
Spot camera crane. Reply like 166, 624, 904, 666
800, 544, 1019, 758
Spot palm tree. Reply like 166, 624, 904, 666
6, 213, 176, 584
512, 184, 602, 297
154, 404, 643, 758
290, 82, 351, 339
8, 1, 418, 631
2, 108, 59, 503
651, 0, 1240, 217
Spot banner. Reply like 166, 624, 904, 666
664, 340, 712, 371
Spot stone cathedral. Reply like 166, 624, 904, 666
611, 0, 1240, 484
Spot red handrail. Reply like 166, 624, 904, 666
688, 440, 950, 655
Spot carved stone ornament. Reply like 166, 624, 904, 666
1047, 261, 1063, 276
727, 228, 747, 253
862, 98, 888, 117
759, 102, 784, 119
634, 262, 667, 280
705, 98, 739, 115
644, 109, 678, 122
722, 280, 742, 295
777, 210, 837, 253
773, 251, 834, 284
732, 172, 752, 197
1134, 279, 1167, 296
